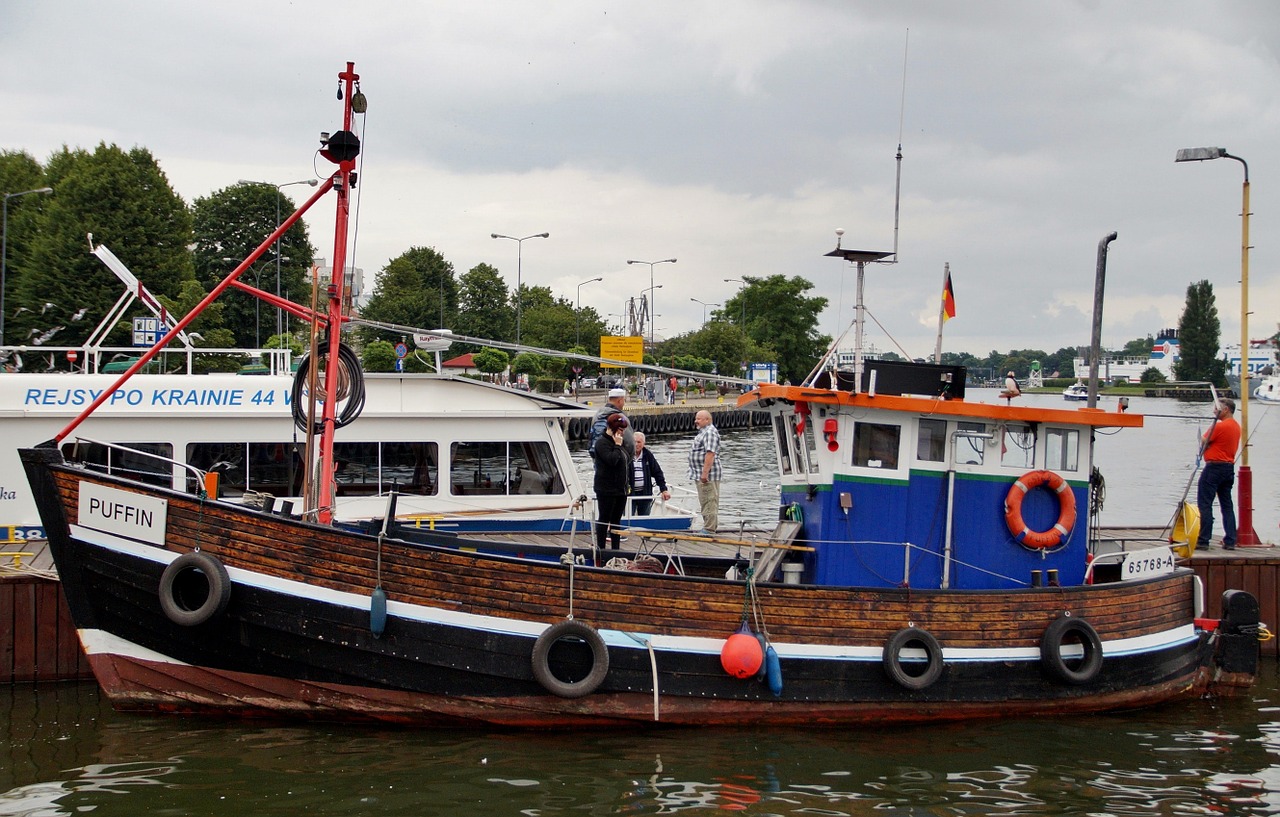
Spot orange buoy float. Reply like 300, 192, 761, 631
721, 623, 764, 678
1004, 469, 1077, 549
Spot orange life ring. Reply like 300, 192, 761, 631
1004, 470, 1077, 549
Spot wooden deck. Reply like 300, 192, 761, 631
3, 528, 1277, 685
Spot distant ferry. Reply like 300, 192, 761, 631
1071, 328, 1278, 382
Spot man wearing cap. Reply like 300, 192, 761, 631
1197, 397, 1241, 550
590, 387, 635, 456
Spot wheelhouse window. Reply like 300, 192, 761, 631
852, 422, 900, 470
916, 418, 947, 462
1045, 428, 1080, 472
774, 415, 794, 475
65, 441, 173, 488
450, 441, 564, 496
1001, 424, 1036, 469
955, 421, 987, 465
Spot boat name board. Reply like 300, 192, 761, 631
78, 482, 168, 546
1120, 546, 1177, 580
19, 385, 292, 411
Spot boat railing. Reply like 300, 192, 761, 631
1, 345, 293, 376
65, 436, 213, 494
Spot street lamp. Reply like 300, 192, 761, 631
690, 297, 720, 325
627, 257, 676, 351
492, 231, 550, 345
223, 255, 289, 348
642, 284, 663, 347
239, 178, 318, 340
1, 186, 53, 345
576, 276, 603, 347
1175, 146, 1259, 545
724, 277, 746, 325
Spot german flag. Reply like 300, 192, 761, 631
942, 271, 957, 322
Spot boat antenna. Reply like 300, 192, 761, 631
891, 28, 908, 262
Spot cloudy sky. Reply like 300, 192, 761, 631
4, 1, 1279, 360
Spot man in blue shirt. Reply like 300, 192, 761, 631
687, 409, 722, 532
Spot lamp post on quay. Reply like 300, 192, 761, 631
576, 276, 603, 347
1, 186, 53, 346
690, 297, 720, 326
1174, 146, 1259, 546
239, 178, 318, 340
642, 284, 663, 351
224, 255, 289, 348
491, 231, 550, 346
627, 258, 676, 351
724, 277, 746, 325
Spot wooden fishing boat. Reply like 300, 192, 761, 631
18, 61, 1260, 727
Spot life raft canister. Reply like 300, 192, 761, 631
1004, 470, 1077, 549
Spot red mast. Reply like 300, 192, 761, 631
315, 61, 361, 523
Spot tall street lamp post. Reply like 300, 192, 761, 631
239, 178, 319, 340
491, 231, 550, 346
690, 297, 719, 325
1, 186, 53, 346
576, 276, 603, 347
627, 257, 676, 351
1175, 146, 1259, 545
724, 277, 746, 325
642, 284, 663, 349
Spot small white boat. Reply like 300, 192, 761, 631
1254, 370, 1280, 404
1063, 382, 1090, 401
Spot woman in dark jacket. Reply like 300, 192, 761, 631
593, 413, 632, 550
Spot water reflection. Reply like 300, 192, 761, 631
3, 669, 1279, 816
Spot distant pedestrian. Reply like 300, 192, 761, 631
1197, 398, 1241, 550
667, 375, 678, 404
593, 413, 632, 550
687, 409, 722, 532
631, 432, 670, 515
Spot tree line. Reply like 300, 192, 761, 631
1, 144, 1249, 387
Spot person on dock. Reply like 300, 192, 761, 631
593, 413, 632, 550
631, 432, 670, 515
687, 409, 722, 533
1197, 397, 1241, 550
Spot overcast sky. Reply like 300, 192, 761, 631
4, 1, 1278, 360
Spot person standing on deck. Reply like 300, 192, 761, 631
593, 413, 632, 550
631, 432, 670, 515
1197, 397, 1241, 550
687, 409, 722, 533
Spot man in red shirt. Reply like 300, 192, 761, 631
1197, 398, 1242, 550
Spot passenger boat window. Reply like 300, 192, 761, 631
916, 418, 947, 462
333, 442, 384, 496
65, 441, 173, 488
955, 421, 986, 465
852, 422, 900, 469
450, 441, 563, 495
381, 442, 440, 494
775, 415, 794, 475
1001, 424, 1036, 469
187, 442, 304, 497
1045, 428, 1079, 472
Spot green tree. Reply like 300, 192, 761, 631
473, 347, 509, 381
358, 246, 455, 347
511, 352, 544, 379
456, 263, 513, 347
724, 275, 828, 383
362, 339, 397, 372
17, 144, 193, 348
0, 151, 50, 341
191, 182, 315, 348
516, 286, 577, 351
1120, 335, 1155, 358
1174, 280, 1227, 386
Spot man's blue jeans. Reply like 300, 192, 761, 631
1197, 461, 1237, 546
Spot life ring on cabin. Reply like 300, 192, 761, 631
1004, 470, 1077, 549
882, 627, 944, 690
531, 619, 610, 698
1040, 615, 1103, 685
158, 551, 232, 627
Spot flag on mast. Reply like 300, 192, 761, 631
941, 271, 957, 322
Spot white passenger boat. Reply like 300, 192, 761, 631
0, 371, 693, 538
